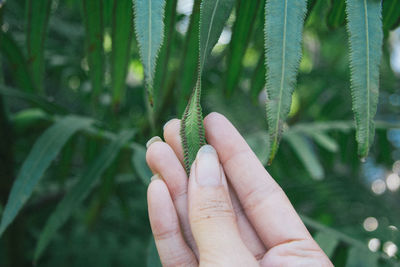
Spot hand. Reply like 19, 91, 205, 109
146, 112, 332, 266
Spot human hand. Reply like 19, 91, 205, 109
146, 112, 332, 266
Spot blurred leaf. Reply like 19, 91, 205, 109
345, 0, 382, 159
132, 143, 152, 185
382, 0, 400, 32
133, 0, 166, 106
34, 129, 135, 261
308, 131, 339, 153
285, 132, 324, 180
225, 0, 262, 96
264, 0, 307, 163
250, 53, 266, 103
314, 231, 339, 258
346, 247, 379, 267
181, 0, 235, 174
245, 131, 269, 165
327, 0, 346, 29
147, 237, 162, 267
0, 31, 35, 92
0, 116, 93, 236
111, 0, 133, 107
82, 0, 104, 96
26, 0, 52, 92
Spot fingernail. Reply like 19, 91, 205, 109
195, 145, 221, 186
150, 174, 162, 182
163, 119, 176, 130
146, 136, 162, 148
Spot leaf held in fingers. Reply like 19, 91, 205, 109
345, 0, 383, 159
26, 0, 52, 92
133, 0, 166, 106
0, 116, 93, 236
264, 0, 307, 163
34, 130, 134, 261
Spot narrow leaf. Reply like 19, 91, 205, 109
0, 116, 93, 236
314, 231, 339, 258
180, 0, 235, 174
132, 143, 152, 185
26, 0, 52, 92
382, 0, 400, 32
346, 247, 379, 267
0, 31, 35, 92
250, 53, 266, 103
264, 0, 307, 163
285, 132, 324, 180
327, 0, 346, 29
308, 131, 339, 153
111, 0, 133, 107
225, 0, 262, 96
345, 0, 383, 159
34, 130, 134, 261
133, 0, 166, 106
82, 0, 104, 96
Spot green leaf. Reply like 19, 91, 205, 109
327, 0, 346, 29
0, 116, 93, 236
0, 31, 35, 92
34, 129, 134, 261
26, 0, 52, 92
111, 0, 133, 107
82, 0, 104, 96
346, 247, 379, 267
180, 0, 235, 174
382, 0, 400, 32
264, 0, 307, 164
147, 237, 162, 267
313, 231, 339, 258
308, 131, 339, 153
132, 143, 152, 186
225, 0, 262, 96
250, 53, 266, 103
133, 0, 166, 106
345, 0, 383, 159
285, 132, 324, 180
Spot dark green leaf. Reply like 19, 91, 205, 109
382, 0, 400, 32
346, 247, 379, 267
345, 0, 383, 159
34, 129, 134, 261
250, 54, 266, 103
0, 116, 93, 236
132, 143, 152, 185
111, 0, 133, 107
327, 0, 346, 29
264, 0, 307, 163
314, 231, 339, 258
26, 0, 52, 92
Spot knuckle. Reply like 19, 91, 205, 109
192, 197, 235, 224
153, 227, 180, 242
242, 183, 284, 213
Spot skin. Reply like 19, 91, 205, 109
146, 112, 333, 267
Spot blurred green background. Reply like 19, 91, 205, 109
0, 0, 399, 266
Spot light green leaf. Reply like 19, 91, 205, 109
34, 129, 134, 261
345, 0, 383, 159
0, 116, 93, 236
147, 237, 162, 267
285, 132, 324, 180
264, 0, 307, 163
82, 0, 104, 96
225, 0, 262, 96
133, 0, 166, 106
111, 0, 133, 107
0, 31, 35, 92
180, 0, 235, 174
26, 0, 52, 92
313, 231, 339, 258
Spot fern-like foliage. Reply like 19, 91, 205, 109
180, 0, 234, 174
264, 0, 307, 163
345, 0, 383, 159
133, 0, 166, 106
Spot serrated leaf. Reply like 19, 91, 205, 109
314, 231, 339, 258
264, 0, 307, 164
133, 0, 166, 106
225, 0, 262, 96
82, 0, 104, 96
26, 0, 52, 92
0, 31, 35, 92
34, 129, 134, 261
180, 0, 235, 174
111, 0, 133, 107
327, 0, 346, 29
382, 0, 400, 32
345, 0, 383, 159
285, 132, 324, 180
0, 116, 93, 236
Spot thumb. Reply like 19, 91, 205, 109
188, 145, 257, 266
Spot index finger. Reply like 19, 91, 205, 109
204, 112, 312, 249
